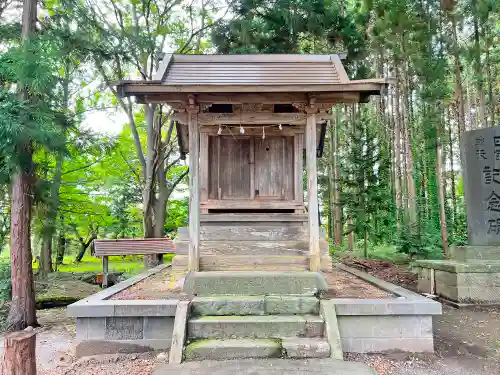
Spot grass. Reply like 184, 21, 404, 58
1, 252, 175, 276
46, 253, 175, 275
331, 243, 410, 264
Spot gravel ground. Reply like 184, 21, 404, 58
324, 269, 395, 299
350, 353, 500, 375
110, 269, 189, 300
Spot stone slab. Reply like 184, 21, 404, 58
188, 315, 324, 339
341, 337, 434, 353
75, 340, 153, 358
192, 296, 265, 316
330, 299, 441, 316
169, 301, 190, 364
460, 127, 500, 246
184, 339, 282, 361
337, 315, 433, 338
282, 338, 330, 358
191, 296, 320, 316
320, 300, 343, 360
153, 358, 378, 375
451, 245, 500, 261
105, 317, 143, 340
264, 296, 319, 315
436, 283, 500, 303
143, 317, 175, 340
183, 271, 327, 296
414, 260, 500, 273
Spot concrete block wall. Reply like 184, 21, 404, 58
76, 316, 174, 350
337, 315, 434, 353
435, 270, 500, 303
416, 263, 500, 303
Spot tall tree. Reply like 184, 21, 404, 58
7, 0, 38, 331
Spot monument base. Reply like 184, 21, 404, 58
414, 246, 500, 304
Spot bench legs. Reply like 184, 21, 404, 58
102, 255, 109, 288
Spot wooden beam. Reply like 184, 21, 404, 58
188, 108, 200, 272
201, 200, 304, 210
144, 92, 361, 105
199, 133, 209, 204
102, 256, 109, 288
200, 126, 304, 136
294, 133, 304, 204
171, 112, 330, 125
306, 108, 320, 272
122, 82, 386, 94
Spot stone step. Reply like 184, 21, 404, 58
153, 358, 378, 375
282, 337, 331, 358
184, 339, 282, 361
152, 358, 377, 375
172, 255, 333, 273
188, 315, 325, 339
183, 271, 328, 296
191, 295, 319, 316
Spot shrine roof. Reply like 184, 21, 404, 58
115, 54, 388, 97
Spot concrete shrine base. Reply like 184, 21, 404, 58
67, 263, 441, 358
415, 246, 500, 305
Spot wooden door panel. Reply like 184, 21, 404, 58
255, 136, 287, 200
219, 136, 252, 199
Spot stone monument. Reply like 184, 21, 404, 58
415, 126, 500, 304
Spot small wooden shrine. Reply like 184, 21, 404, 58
117, 54, 387, 272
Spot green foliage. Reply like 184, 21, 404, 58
0, 261, 11, 302
165, 199, 188, 235
213, 0, 367, 59
397, 221, 444, 259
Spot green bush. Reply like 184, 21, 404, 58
397, 222, 444, 260
0, 262, 10, 302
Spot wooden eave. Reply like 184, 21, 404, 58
117, 81, 386, 96
115, 53, 388, 102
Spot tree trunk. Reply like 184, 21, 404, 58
472, 7, 487, 128
55, 230, 66, 266
450, 11, 466, 136
402, 67, 417, 229
334, 108, 342, 246
75, 238, 94, 263
392, 84, 403, 217
327, 119, 335, 241
143, 103, 160, 268
436, 139, 449, 257
38, 228, 53, 278
1, 329, 36, 375
347, 216, 354, 251
7, 169, 37, 331
484, 23, 495, 126
448, 106, 457, 232
7, 0, 38, 332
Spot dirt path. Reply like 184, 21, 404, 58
0, 309, 75, 372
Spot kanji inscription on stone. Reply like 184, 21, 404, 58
461, 127, 500, 245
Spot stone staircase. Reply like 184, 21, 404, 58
182, 271, 343, 361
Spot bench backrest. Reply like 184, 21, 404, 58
93, 238, 175, 257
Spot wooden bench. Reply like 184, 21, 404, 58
93, 238, 176, 287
